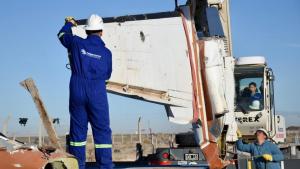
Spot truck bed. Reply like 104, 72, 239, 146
87, 159, 300, 169
86, 162, 207, 169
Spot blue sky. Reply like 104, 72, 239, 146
0, 0, 299, 136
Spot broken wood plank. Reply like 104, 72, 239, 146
20, 78, 63, 150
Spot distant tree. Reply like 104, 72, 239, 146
52, 118, 60, 125
19, 118, 28, 126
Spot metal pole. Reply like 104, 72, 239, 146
174, 0, 178, 9
138, 116, 142, 143
2, 114, 11, 136
247, 159, 252, 169
42, 128, 45, 145
151, 134, 154, 154
281, 161, 285, 169
39, 120, 42, 146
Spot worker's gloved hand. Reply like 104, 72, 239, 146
65, 16, 77, 26
262, 154, 273, 161
236, 129, 242, 138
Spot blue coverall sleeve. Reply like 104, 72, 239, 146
236, 139, 253, 153
57, 22, 75, 49
270, 144, 284, 161
106, 50, 112, 80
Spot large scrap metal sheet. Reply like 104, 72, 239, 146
73, 12, 194, 124
71, 2, 236, 168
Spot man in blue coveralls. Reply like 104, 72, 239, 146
236, 128, 284, 169
57, 14, 113, 169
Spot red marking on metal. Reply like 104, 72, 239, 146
150, 160, 172, 166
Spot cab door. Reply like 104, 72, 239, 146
267, 68, 276, 137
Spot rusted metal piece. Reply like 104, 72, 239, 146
199, 34, 229, 169
0, 134, 78, 169
0, 148, 77, 169
20, 78, 63, 150
179, 6, 210, 147
202, 142, 225, 169
198, 40, 228, 169
180, 1, 229, 168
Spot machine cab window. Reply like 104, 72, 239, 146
235, 66, 264, 112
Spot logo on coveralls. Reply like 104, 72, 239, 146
81, 49, 102, 60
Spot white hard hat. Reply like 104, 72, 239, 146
249, 100, 260, 110
255, 128, 269, 138
85, 14, 104, 31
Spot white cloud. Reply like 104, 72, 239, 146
286, 43, 300, 48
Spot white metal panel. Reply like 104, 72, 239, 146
223, 56, 238, 141
204, 39, 228, 115
104, 17, 191, 94
208, 0, 225, 4
236, 56, 266, 66
203, 39, 238, 141
167, 107, 193, 124
72, 16, 194, 124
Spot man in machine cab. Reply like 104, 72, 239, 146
249, 82, 262, 102
238, 81, 263, 111
248, 82, 263, 110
